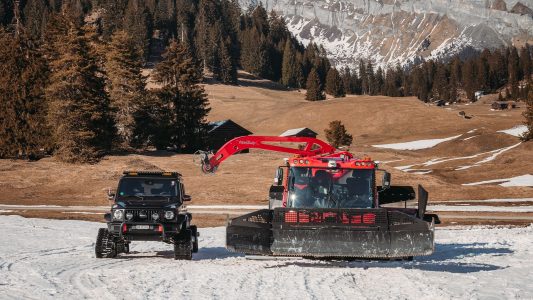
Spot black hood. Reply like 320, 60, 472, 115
115, 199, 181, 209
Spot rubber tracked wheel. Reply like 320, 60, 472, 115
191, 226, 199, 253
174, 241, 192, 260
174, 229, 193, 260
95, 228, 117, 258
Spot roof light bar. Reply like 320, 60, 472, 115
122, 171, 182, 176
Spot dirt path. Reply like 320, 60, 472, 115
2, 204, 532, 226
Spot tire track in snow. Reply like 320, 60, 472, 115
1, 216, 532, 299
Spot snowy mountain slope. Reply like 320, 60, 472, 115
1, 215, 532, 299
242, 0, 533, 69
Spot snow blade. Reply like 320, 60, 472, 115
226, 210, 273, 255
226, 208, 435, 259
271, 208, 434, 258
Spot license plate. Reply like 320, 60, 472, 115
133, 225, 151, 230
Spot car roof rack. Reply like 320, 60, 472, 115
122, 171, 182, 177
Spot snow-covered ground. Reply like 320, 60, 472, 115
427, 205, 533, 213
438, 198, 533, 203
372, 135, 461, 150
0, 216, 532, 299
498, 125, 528, 137
463, 174, 533, 187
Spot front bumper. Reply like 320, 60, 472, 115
108, 222, 180, 241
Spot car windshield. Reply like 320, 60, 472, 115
287, 167, 374, 209
117, 178, 179, 199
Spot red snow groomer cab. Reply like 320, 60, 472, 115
199, 136, 439, 259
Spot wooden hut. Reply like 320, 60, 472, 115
279, 128, 318, 138
207, 120, 252, 151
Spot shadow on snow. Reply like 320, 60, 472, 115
113, 242, 512, 273
261, 242, 513, 274
115, 247, 243, 260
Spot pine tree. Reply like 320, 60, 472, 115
324, 120, 353, 148
508, 46, 520, 99
520, 45, 532, 82
281, 39, 299, 88
325, 68, 345, 97
152, 41, 210, 151
341, 66, 352, 94
432, 64, 449, 100
195, 0, 239, 82
123, 0, 152, 59
101, 0, 128, 38
521, 88, 533, 141
42, 12, 70, 61
352, 68, 362, 95
268, 11, 290, 81
305, 68, 324, 101
411, 66, 430, 102
105, 30, 147, 149
0, 27, 49, 159
217, 36, 237, 84
477, 50, 491, 90
250, 3, 269, 36
314, 45, 330, 84
239, 25, 258, 73
22, 0, 49, 39
359, 59, 367, 94
487, 49, 506, 89
45, 21, 114, 163
463, 59, 477, 101
153, 0, 176, 30
366, 61, 376, 95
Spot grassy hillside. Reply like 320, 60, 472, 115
0, 72, 530, 208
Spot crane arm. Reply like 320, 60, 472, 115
199, 136, 337, 173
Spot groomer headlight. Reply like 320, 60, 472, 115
164, 211, 175, 220
328, 160, 337, 168
113, 209, 124, 220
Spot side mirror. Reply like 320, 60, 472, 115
107, 188, 115, 201
183, 194, 192, 202
274, 167, 284, 186
382, 172, 391, 190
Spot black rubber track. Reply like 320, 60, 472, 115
95, 228, 117, 258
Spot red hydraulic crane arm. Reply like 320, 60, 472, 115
199, 136, 337, 173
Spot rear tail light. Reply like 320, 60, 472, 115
284, 211, 377, 225
341, 214, 350, 224
285, 211, 297, 223
363, 213, 376, 224
122, 223, 127, 233
298, 212, 309, 223
156, 225, 163, 232
351, 215, 362, 224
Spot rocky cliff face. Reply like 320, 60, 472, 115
241, 0, 533, 69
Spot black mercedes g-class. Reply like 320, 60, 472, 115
95, 171, 198, 260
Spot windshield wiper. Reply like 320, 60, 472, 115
327, 181, 337, 208
327, 192, 338, 208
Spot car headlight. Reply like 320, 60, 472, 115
113, 209, 124, 220
164, 211, 175, 220
126, 212, 133, 220
152, 212, 160, 220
